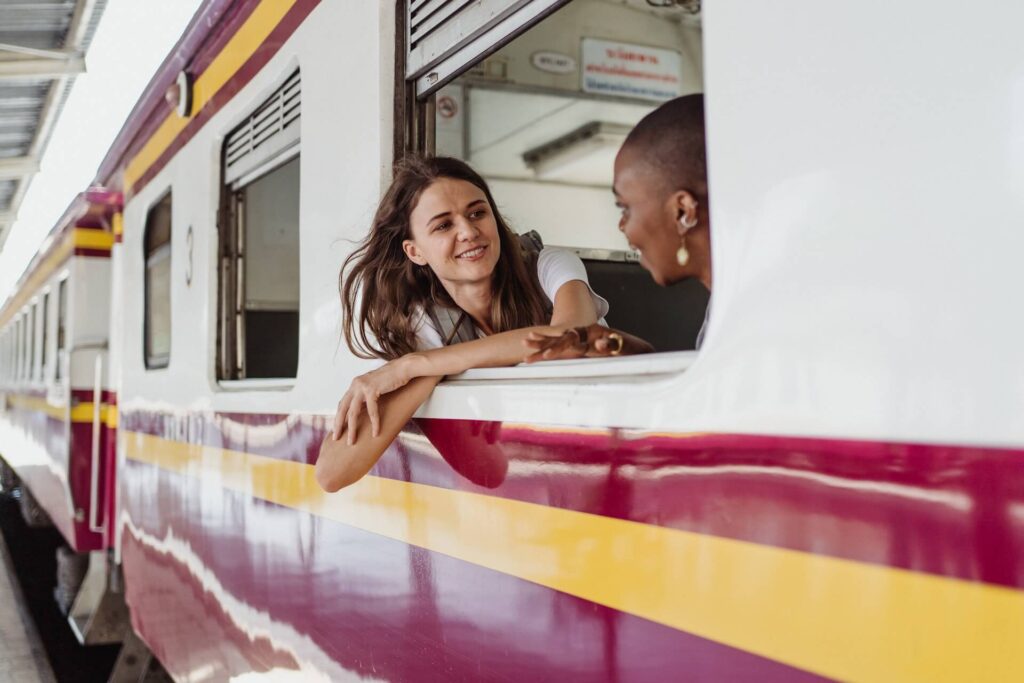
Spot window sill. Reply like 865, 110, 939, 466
217, 378, 295, 392
443, 350, 697, 384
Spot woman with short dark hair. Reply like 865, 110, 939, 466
525, 94, 711, 360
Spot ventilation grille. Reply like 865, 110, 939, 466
405, 0, 568, 95
224, 69, 300, 185
409, 0, 476, 52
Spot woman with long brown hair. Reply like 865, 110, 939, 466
318, 156, 607, 490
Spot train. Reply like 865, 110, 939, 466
2, 0, 1024, 680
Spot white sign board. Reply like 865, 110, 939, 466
581, 38, 683, 101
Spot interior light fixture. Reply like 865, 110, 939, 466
522, 121, 631, 184
646, 0, 701, 13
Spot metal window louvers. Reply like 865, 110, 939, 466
406, 0, 570, 97
224, 69, 300, 186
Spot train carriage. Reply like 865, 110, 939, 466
0, 193, 117, 555
2, 0, 1024, 680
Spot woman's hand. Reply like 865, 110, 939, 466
523, 324, 654, 362
524, 324, 620, 362
333, 356, 420, 444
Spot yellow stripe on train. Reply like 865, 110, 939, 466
6, 393, 118, 428
123, 429, 1024, 683
123, 0, 299, 191
73, 227, 115, 251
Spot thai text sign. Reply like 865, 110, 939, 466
581, 38, 683, 101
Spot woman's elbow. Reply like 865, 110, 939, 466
315, 454, 358, 493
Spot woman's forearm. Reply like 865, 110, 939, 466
396, 279, 602, 380
402, 325, 563, 378
316, 376, 441, 492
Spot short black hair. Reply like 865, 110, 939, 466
622, 94, 707, 197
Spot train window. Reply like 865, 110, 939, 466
56, 278, 67, 381
40, 292, 49, 381
17, 315, 25, 381
410, 0, 709, 352
218, 69, 301, 382
144, 192, 172, 369
28, 303, 36, 382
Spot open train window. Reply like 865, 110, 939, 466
218, 69, 301, 383
144, 192, 172, 370
404, 0, 707, 354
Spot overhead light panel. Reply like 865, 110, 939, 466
522, 121, 631, 185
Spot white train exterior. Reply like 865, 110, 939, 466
1, 1, 1023, 681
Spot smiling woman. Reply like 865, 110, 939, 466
317, 155, 612, 490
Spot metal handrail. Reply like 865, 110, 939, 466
88, 352, 104, 533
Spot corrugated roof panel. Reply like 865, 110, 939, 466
0, 82, 49, 158
0, 180, 15, 209
0, 0, 108, 249
0, 1, 76, 49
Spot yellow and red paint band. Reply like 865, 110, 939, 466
5, 392, 118, 429
122, 0, 318, 198
124, 429, 1024, 683
0, 226, 114, 329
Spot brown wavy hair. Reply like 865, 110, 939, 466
340, 155, 548, 360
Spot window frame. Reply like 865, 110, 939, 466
143, 190, 173, 371
55, 276, 68, 382
28, 301, 37, 384
40, 289, 50, 383
216, 65, 302, 387
398, 0, 707, 401
17, 313, 25, 382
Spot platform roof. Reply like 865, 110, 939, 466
0, 0, 107, 251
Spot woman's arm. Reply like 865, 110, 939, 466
334, 280, 599, 443
524, 323, 655, 362
318, 376, 441, 492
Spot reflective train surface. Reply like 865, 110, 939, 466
1, 1, 1024, 681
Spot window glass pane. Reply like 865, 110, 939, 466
40, 293, 49, 378
144, 193, 172, 369
145, 249, 172, 364
29, 305, 36, 381
56, 279, 67, 380
431, 0, 708, 350
243, 157, 300, 312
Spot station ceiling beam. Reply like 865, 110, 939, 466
0, 0, 107, 251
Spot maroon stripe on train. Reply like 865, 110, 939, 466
74, 247, 112, 258
4, 395, 112, 551
120, 461, 825, 682
118, 407, 1024, 591
94, 0, 260, 188
126, 0, 321, 198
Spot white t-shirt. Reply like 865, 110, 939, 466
413, 247, 610, 350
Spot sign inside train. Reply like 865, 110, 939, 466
581, 38, 683, 101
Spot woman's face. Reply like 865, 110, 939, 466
613, 147, 700, 286
403, 178, 501, 287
